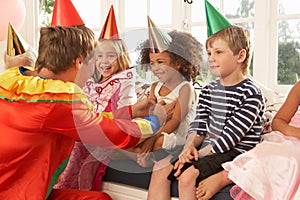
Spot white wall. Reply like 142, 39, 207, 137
0, 41, 5, 73
0, 0, 38, 73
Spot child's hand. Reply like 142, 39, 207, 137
137, 137, 155, 153
172, 144, 198, 177
173, 159, 184, 177
4, 48, 36, 69
178, 143, 199, 164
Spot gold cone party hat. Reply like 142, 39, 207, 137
147, 16, 171, 53
6, 22, 29, 56
205, 0, 232, 37
51, 0, 84, 27
99, 5, 119, 39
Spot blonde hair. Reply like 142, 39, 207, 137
93, 39, 132, 82
206, 25, 252, 75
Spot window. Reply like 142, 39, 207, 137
275, 0, 300, 86
255, 0, 300, 93
120, 0, 174, 81
38, 0, 300, 93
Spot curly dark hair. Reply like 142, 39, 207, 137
137, 30, 203, 82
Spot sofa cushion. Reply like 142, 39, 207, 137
247, 76, 285, 133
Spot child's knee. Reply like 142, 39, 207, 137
178, 166, 199, 185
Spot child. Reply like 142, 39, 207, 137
172, 25, 266, 200
217, 81, 300, 200
134, 17, 203, 168
55, 5, 138, 191
84, 38, 136, 112
150, 2, 266, 199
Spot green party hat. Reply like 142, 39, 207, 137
205, 0, 232, 36
147, 16, 171, 53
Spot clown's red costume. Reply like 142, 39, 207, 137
0, 66, 157, 199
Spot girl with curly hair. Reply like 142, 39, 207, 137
134, 28, 204, 171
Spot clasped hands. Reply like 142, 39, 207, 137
173, 142, 213, 178
132, 97, 176, 126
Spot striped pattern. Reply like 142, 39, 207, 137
189, 78, 265, 153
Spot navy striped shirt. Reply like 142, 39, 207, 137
189, 78, 266, 154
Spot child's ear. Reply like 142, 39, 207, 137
174, 62, 181, 70
237, 49, 246, 63
75, 57, 83, 69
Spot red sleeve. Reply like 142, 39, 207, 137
42, 102, 140, 149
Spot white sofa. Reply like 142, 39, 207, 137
102, 181, 179, 200
100, 78, 286, 200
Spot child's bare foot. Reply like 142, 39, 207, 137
196, 171, 233, 200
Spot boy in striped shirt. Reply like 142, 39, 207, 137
167, 25, 266, 200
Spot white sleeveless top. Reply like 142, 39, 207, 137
153, 81, 196, 150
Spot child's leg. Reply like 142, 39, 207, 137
177, 150, 238, 200
137, 136, 164, 167
55, 142, 90, 189
178, 165, 199, 200
148, 155, 173, 200
196, 170, 233, 200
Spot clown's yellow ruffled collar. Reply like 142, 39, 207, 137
0, 66, 91, 106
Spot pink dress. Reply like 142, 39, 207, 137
54, 67, 137, 190
222, 113, 300, 200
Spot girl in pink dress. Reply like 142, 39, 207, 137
55, 5, 138, 191
222, 81, 300, 200
55, 37, 137, 191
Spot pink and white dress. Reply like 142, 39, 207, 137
84, 67, 137, 112
222, 113, 300, 200
54, 67, 137, 190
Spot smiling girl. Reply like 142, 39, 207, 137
84, 39, 136, 112
135, 29, 203, 168
54, 37, 137, 190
